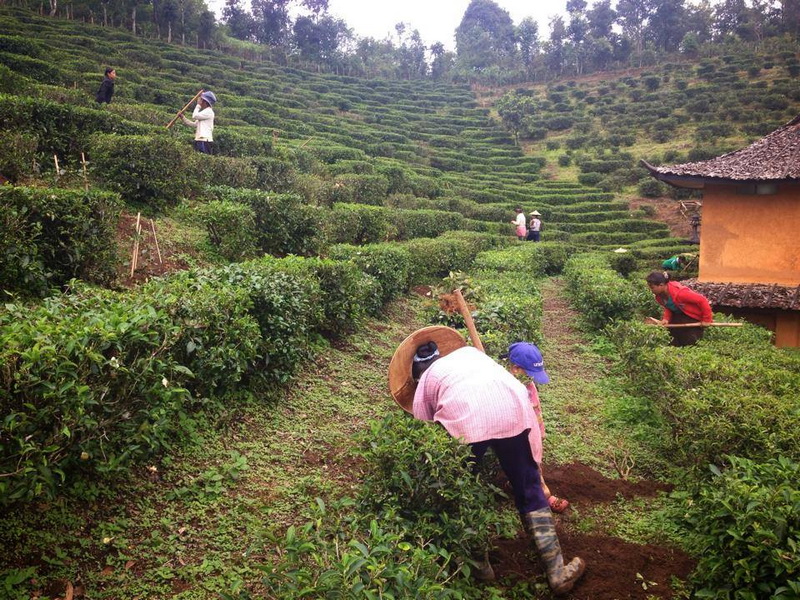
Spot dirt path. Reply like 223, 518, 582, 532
490, 278, 695, 599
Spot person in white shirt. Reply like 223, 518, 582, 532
180, 90, 216, 154
512, 207, 527, 240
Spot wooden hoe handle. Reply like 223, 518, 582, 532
165, 89, 204, 129
453, 289, 485, 352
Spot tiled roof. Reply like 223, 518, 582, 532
687, 279, 800, 310
643, 115, 800, 181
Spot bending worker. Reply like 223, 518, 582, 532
646, 270, 713, 346
180, 90, 216, 154
409, 335, 585, 595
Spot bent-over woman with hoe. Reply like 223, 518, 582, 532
646, 270, 713, 346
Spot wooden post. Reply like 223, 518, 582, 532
453, 289, 485, 353
80, 152, 89, 191
150, 219, 162, 264
130, 213, 141, 278
53, 154, 60, 182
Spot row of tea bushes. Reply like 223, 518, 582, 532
0, 230, 505, 504
0, 186, 121, 295
604, 318, 800, 599
0, 254, 380, 505
562, 253, 648, 330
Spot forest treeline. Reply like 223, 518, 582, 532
6, 0, 800, 82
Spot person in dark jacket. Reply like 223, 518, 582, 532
95, 68, 116, 104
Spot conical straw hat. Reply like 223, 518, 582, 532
388, 326, 466, 412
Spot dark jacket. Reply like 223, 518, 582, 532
95, 76, 114, 104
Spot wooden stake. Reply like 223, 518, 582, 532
645, 317, 743, 328
453, 289, 485, 352
80, 152, 89, 191
130, 213, 141, 278
150, 219, 162, 264
53, 154, 60, 180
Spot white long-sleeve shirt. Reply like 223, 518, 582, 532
182, 105, 214, 141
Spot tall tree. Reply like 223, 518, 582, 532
587, 0, 615, 39
517, 16, 539, 76
647, 0, 686, 51
455, 0, 517, 73
251, 0, 290, 46
223, 0, 253, 40
429, 41, 454, 80
616, 0, 652, 58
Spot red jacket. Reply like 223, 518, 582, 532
656, 281, 713, 323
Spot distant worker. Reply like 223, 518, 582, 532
646, 270, 713, 346
662, 253, 696, 271
512, 207, 527, 241
180, 91, 216, 154
527, 211, 542, 242
95, 67, 116, 104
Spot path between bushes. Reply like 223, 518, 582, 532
488, 278, 695, 599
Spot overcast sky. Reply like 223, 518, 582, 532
325, 0, 563, 51
208, 0, 565, 51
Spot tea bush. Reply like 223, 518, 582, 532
215, 259, 322, 385
0, 289, 192, 504
563, 253, 645, 330
403, 236, 481, 283
0, 130, 37, 182
323, 203, 392, 245
328, 243, 413, 307
394, 209, 466, 241
207, 187, 320, 256
681, 456, 800, 598
358, 414, 500, 563
196, 199, 258, 261
90, 134, 200, 210
0, 186, 121, 295
609, 320, 800, 468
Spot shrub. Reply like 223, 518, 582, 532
0, 130, 37, 182
207, 187, 320, 256
323, 203, 391, 245
90, 134, 199, 210
0, 289, 192, 504
682, 456, 800, 599
0, 186, 121, 295
638, 178, 667, 197
358, 414, 499, 561
196, 200, 258, 261
394, 209, 465, 241
563, 253, 644, 330
403, 236, 480, 283
328, 243, 413, 307
249, 156, 297, 192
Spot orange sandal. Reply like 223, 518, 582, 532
548, 495, 570, 513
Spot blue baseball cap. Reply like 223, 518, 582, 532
507, 342, 550, 384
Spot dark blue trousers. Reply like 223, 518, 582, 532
471, 429, 548, 514
194, 141, 214, 154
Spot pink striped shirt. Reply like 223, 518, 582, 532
412, 347, 540, 449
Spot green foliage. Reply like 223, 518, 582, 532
324, 203, 391, 245
90, 134, 199, 210
0, 289, 192, 504
0, 130, 37, 182
681, 456, 800, 599
257, 500, 476, 599
358, 414, 499, 561
403, 236, 483, 283
394, 208, 466, 241
262, 255, 378, 337
608, 319, 800, 468
328, 243, 413, 307
208, 187, 320, 256
0, 186, 121, 296
197, 199, 258, 261
563, 253, 645, 330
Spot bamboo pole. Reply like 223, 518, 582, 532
165, 89, 203, 129
130, 212, 141, 278
645, 317, 743, 328
150, 219, 162, 264
453, 289, 485, 352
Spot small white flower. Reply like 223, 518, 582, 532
109, 357, 120, 368
162, 377, 169, 387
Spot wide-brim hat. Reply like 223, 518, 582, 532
530, 210, 541, 216
388, 326, 466, 412
200, 90, 217, 105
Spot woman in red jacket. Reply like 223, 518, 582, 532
646, 270, 713, 346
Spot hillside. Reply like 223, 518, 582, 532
2, 8, 800, 600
